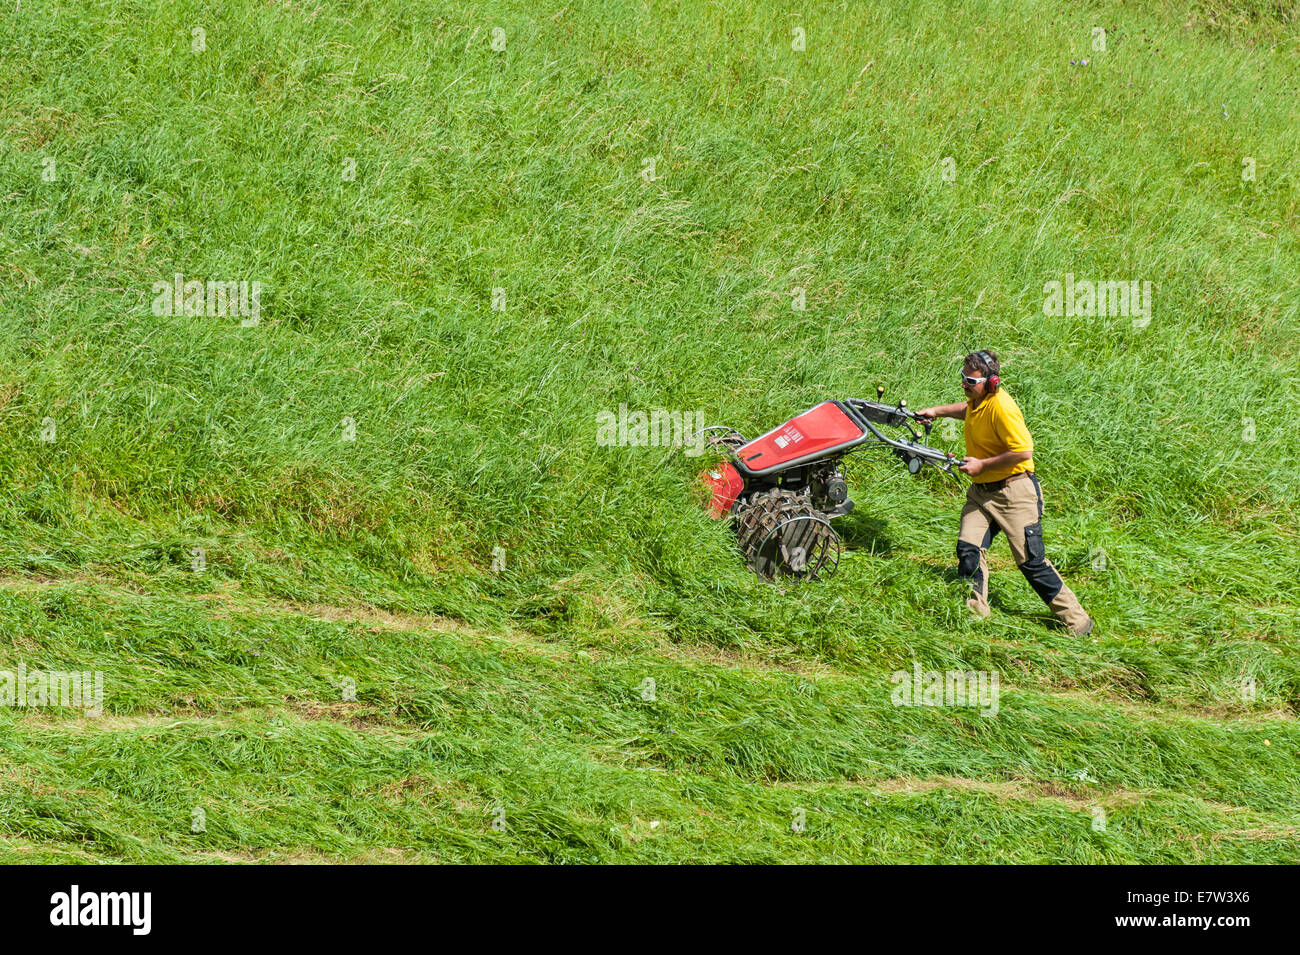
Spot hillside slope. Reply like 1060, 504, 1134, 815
0, 0, 1297, 862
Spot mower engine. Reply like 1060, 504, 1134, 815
697, 388, 962, 580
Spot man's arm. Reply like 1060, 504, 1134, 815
915, 402, 966, 421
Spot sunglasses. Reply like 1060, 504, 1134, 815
960, 374, 988, 387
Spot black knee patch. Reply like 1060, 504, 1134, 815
956, 541, 982, 587
1019, 522, 1062, 602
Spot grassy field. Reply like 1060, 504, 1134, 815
0, 0, 1297, 863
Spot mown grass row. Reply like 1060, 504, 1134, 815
6, 719, 1296, 864
0, 581, 1295, 862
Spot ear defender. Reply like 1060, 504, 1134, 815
977, 350, 1000, 393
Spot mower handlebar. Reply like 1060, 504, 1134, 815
844, 399, 964, 478
843, 398, 914, 429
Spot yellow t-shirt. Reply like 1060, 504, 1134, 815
965, 389, 1034, 483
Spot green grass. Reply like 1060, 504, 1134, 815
0, 0, 1297, 862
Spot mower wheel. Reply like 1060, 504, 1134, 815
734, 491, 840, 581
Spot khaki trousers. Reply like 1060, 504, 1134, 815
956, 473, 1090, 632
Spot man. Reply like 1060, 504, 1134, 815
916, 350, 1093, 635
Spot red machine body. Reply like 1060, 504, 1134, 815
733, 401, 867, 476
700, 462, 745, 517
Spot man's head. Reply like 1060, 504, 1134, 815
961, 349, 1000, 401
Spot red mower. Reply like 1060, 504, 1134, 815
697, 388, 963, 580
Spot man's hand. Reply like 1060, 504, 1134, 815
914, 407, 939, 422
958, 456, 985, 476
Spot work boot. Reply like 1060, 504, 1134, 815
1072, 616, 1095, 637
966, 596, 990, 619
